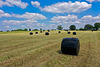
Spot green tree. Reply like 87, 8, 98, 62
33, 29, 39, 31
6, 30, 10, 32
40, 28, 42, 31
29, 28, 31, 31
84, 24, 93, 30
17, 29, 24, 31
0, 31, 3, 32
70, 25, 76, 30
57, 25, 63, 30
94, 23, 100, 30
79, 28, 88, 31
24, 28, 27, 31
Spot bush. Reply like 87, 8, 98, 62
6, 30, 10, 32
0, 31, 3, 32
79, 28, 88, 31
33, 29, 39, 31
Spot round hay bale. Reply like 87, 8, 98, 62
73, 32, 76, 35
61, 38, 80, 55
40, 31, 42, 33
30, 32, 33, 35
45, 32, 49, 35
43, 30, 45, 31
58, 31, 61, 33
68, 31, 70, 34
35, 32, 38, 34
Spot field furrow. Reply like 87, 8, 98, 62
0, 31, 100, 67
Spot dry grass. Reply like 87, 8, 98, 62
0, 31, 100, 67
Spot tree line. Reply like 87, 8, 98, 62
57, 23, 100, 31
0, 23, 100, 32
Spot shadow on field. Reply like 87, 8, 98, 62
57, 50, 77, 56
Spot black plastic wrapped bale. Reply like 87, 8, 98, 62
35, 32, 38, 34
40, 31, 42, 33
30, 32, 33, 35
58, 31, 61, 33
43, 30, 45, 31
45, 32, 49, 35
73, 32, 76, 35
68, 32, 70, 34
61, 38, 80, 55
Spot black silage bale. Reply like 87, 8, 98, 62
61, 38, 80, 55
68, 31, 70, 34
58, 31, 61, 33
43, 30, 45, 31
40, 31, 42, 33
35, 32, 38, 34
73, 32, 76, 35
30, 32, 33, 35
45, 32, 49, 35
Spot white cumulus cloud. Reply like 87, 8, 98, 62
86, 0, 100, 3
5, 26, 10, 28
0, 0, 13, 7
2, 19, 38, 25
80, 15, 100, 24
0, 10, 47, 20
0, 0, 28, 9
12, 12, 47, 20
0, 9, 11, 17
40, 1, 92, 13
50, 15, 78, 23
31, 1, 40, 7
49, 14, 100, 29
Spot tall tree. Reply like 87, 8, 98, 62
84, 24, 93, 30
70, 25, 76, 30
57, 25, 63, 30
24, 28, 27, 31
94, 23, 100, 30
40, 28, 42, 31
29, 28, 31, 31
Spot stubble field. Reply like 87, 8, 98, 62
0, 31, 100, 67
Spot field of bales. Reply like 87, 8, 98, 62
0, 30, 100, 67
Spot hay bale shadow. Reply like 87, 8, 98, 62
57, 50, 77, 56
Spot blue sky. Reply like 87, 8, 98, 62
0, 0, 100, 31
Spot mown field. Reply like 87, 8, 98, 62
0, 31, 100, 67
